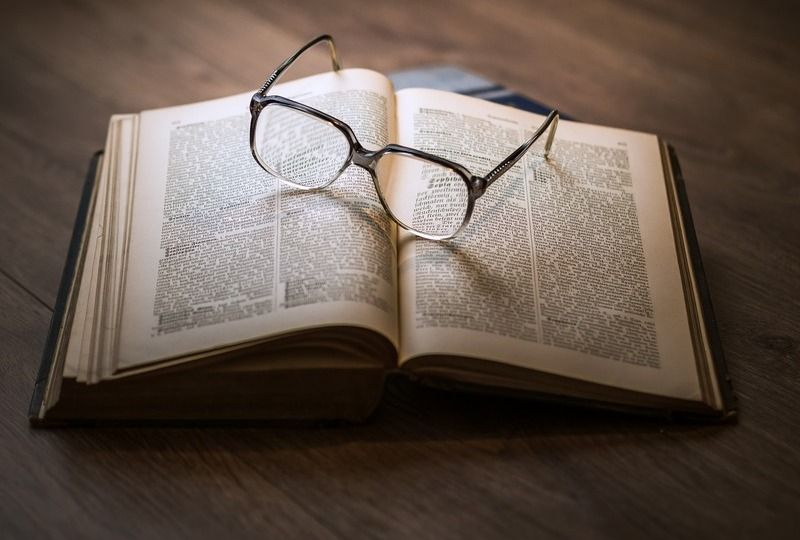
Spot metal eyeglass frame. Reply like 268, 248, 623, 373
249, 34, 559, 241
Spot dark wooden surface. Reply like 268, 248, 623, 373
2, 0, 799, 538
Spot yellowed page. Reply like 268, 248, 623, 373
395, 88, 701, 401
117, 69, 398, 371
64, 115, 139, 381
94, 114, 137, 381
63, 120, 115, 380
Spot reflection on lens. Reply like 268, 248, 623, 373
254, 103, 350, 189
376, 153, 469, 238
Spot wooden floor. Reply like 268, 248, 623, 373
2, 0, 799, 538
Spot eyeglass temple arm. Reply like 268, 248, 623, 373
257, 34, 342, 96
483, 110, 559, 188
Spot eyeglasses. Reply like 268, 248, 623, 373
249, 35, 559, 240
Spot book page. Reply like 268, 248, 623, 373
63, 114, 138, 382
395, 89, 701, 401
62, 125, 113, 380
117, 69, 398, 371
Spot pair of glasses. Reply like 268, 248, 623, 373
249, 35, 559, 240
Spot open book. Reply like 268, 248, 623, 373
29, 68, 735, 423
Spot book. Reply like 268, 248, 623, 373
388, 65, 572, 118
29, 66, 735, 424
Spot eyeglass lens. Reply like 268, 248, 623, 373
255, 102, 470, 238
255, 103, 350, 189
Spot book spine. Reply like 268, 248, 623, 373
667, 145, 737, 419
28, 151, 103, 423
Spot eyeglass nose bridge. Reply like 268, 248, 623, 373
349, 144, 380, 171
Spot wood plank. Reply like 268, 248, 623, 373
0, 272, 341, 538
1, 0, 799, 537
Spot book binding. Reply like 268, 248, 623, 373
29, 151, 102, 423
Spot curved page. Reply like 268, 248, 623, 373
117, 69, 398, 371
395, 88, 701, 401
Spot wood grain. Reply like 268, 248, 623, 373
2, 0, 799, 537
